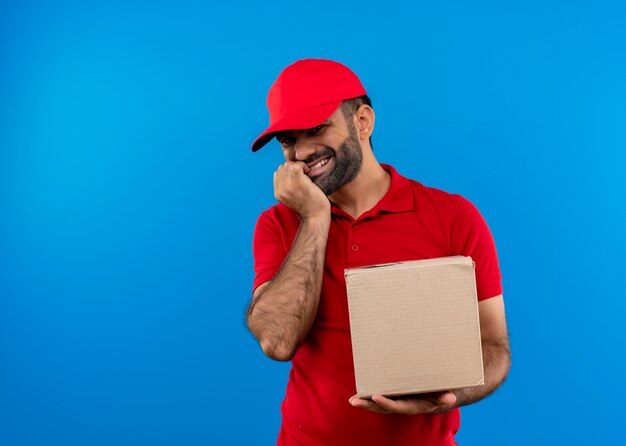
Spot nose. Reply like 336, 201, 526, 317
293, 137, 318, 162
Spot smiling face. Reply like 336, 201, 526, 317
275, 106, 363, 196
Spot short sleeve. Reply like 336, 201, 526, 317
252, 209, 287, 293
450, 196, 503, 301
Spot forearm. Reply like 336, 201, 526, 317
247, 216, 330, 361
453, 338, 511, 407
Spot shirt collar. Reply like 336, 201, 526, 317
330, 163, 414, 219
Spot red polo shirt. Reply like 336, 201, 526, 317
252, 164, 503, 446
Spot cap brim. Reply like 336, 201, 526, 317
251, 101, 343, 152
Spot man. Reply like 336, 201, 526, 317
247, 58, 510, 446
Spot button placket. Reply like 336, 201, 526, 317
348, 221, 362, 257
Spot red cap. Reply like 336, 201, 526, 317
251, 59, 367, 152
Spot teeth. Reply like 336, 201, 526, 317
312, 158, 330, 169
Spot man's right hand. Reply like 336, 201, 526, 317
273, 161, 330, 221
248, 161, 330, 361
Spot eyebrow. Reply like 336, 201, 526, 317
307, 118, 333, 130
274, 119, 333, 140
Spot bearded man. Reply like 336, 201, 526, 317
246, 58, 510, 446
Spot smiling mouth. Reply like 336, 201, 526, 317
306, 156, 333, 178
309, 157, 331, 170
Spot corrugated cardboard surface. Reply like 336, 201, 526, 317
345, 256, 484, 398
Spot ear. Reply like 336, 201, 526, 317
355, 105, 375, 144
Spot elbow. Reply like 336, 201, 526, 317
247, 320, 296, 361
503, 349, 512, 380
490, 342, 512, 388
247, 310, 297, 362
260, 339, 296, 362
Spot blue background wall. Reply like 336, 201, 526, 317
1, 1, 625, 444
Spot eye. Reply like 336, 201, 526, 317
276, 135, 295, 147
307, 124, 326, 136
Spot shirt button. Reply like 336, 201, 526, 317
352, 224, 359, 231
351, 244, 359, 252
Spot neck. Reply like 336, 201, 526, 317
328, 152, 390, 220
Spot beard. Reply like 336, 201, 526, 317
306, 124, 363, 196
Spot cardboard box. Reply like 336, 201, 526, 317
345, 256, 484, 398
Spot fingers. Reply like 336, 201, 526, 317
300, 162, 311, 174
349, 391, 457, 415
371, 395, 439, 414
277, 160, 306, 170
272, 160, 330, 219
274, 161, 308, 191
275, 161, 307, 182
349, 396, 391, 414
434, 391, 457, 407
292, 161, 311, 175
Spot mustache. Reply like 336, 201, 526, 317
301, 147, 335, 165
